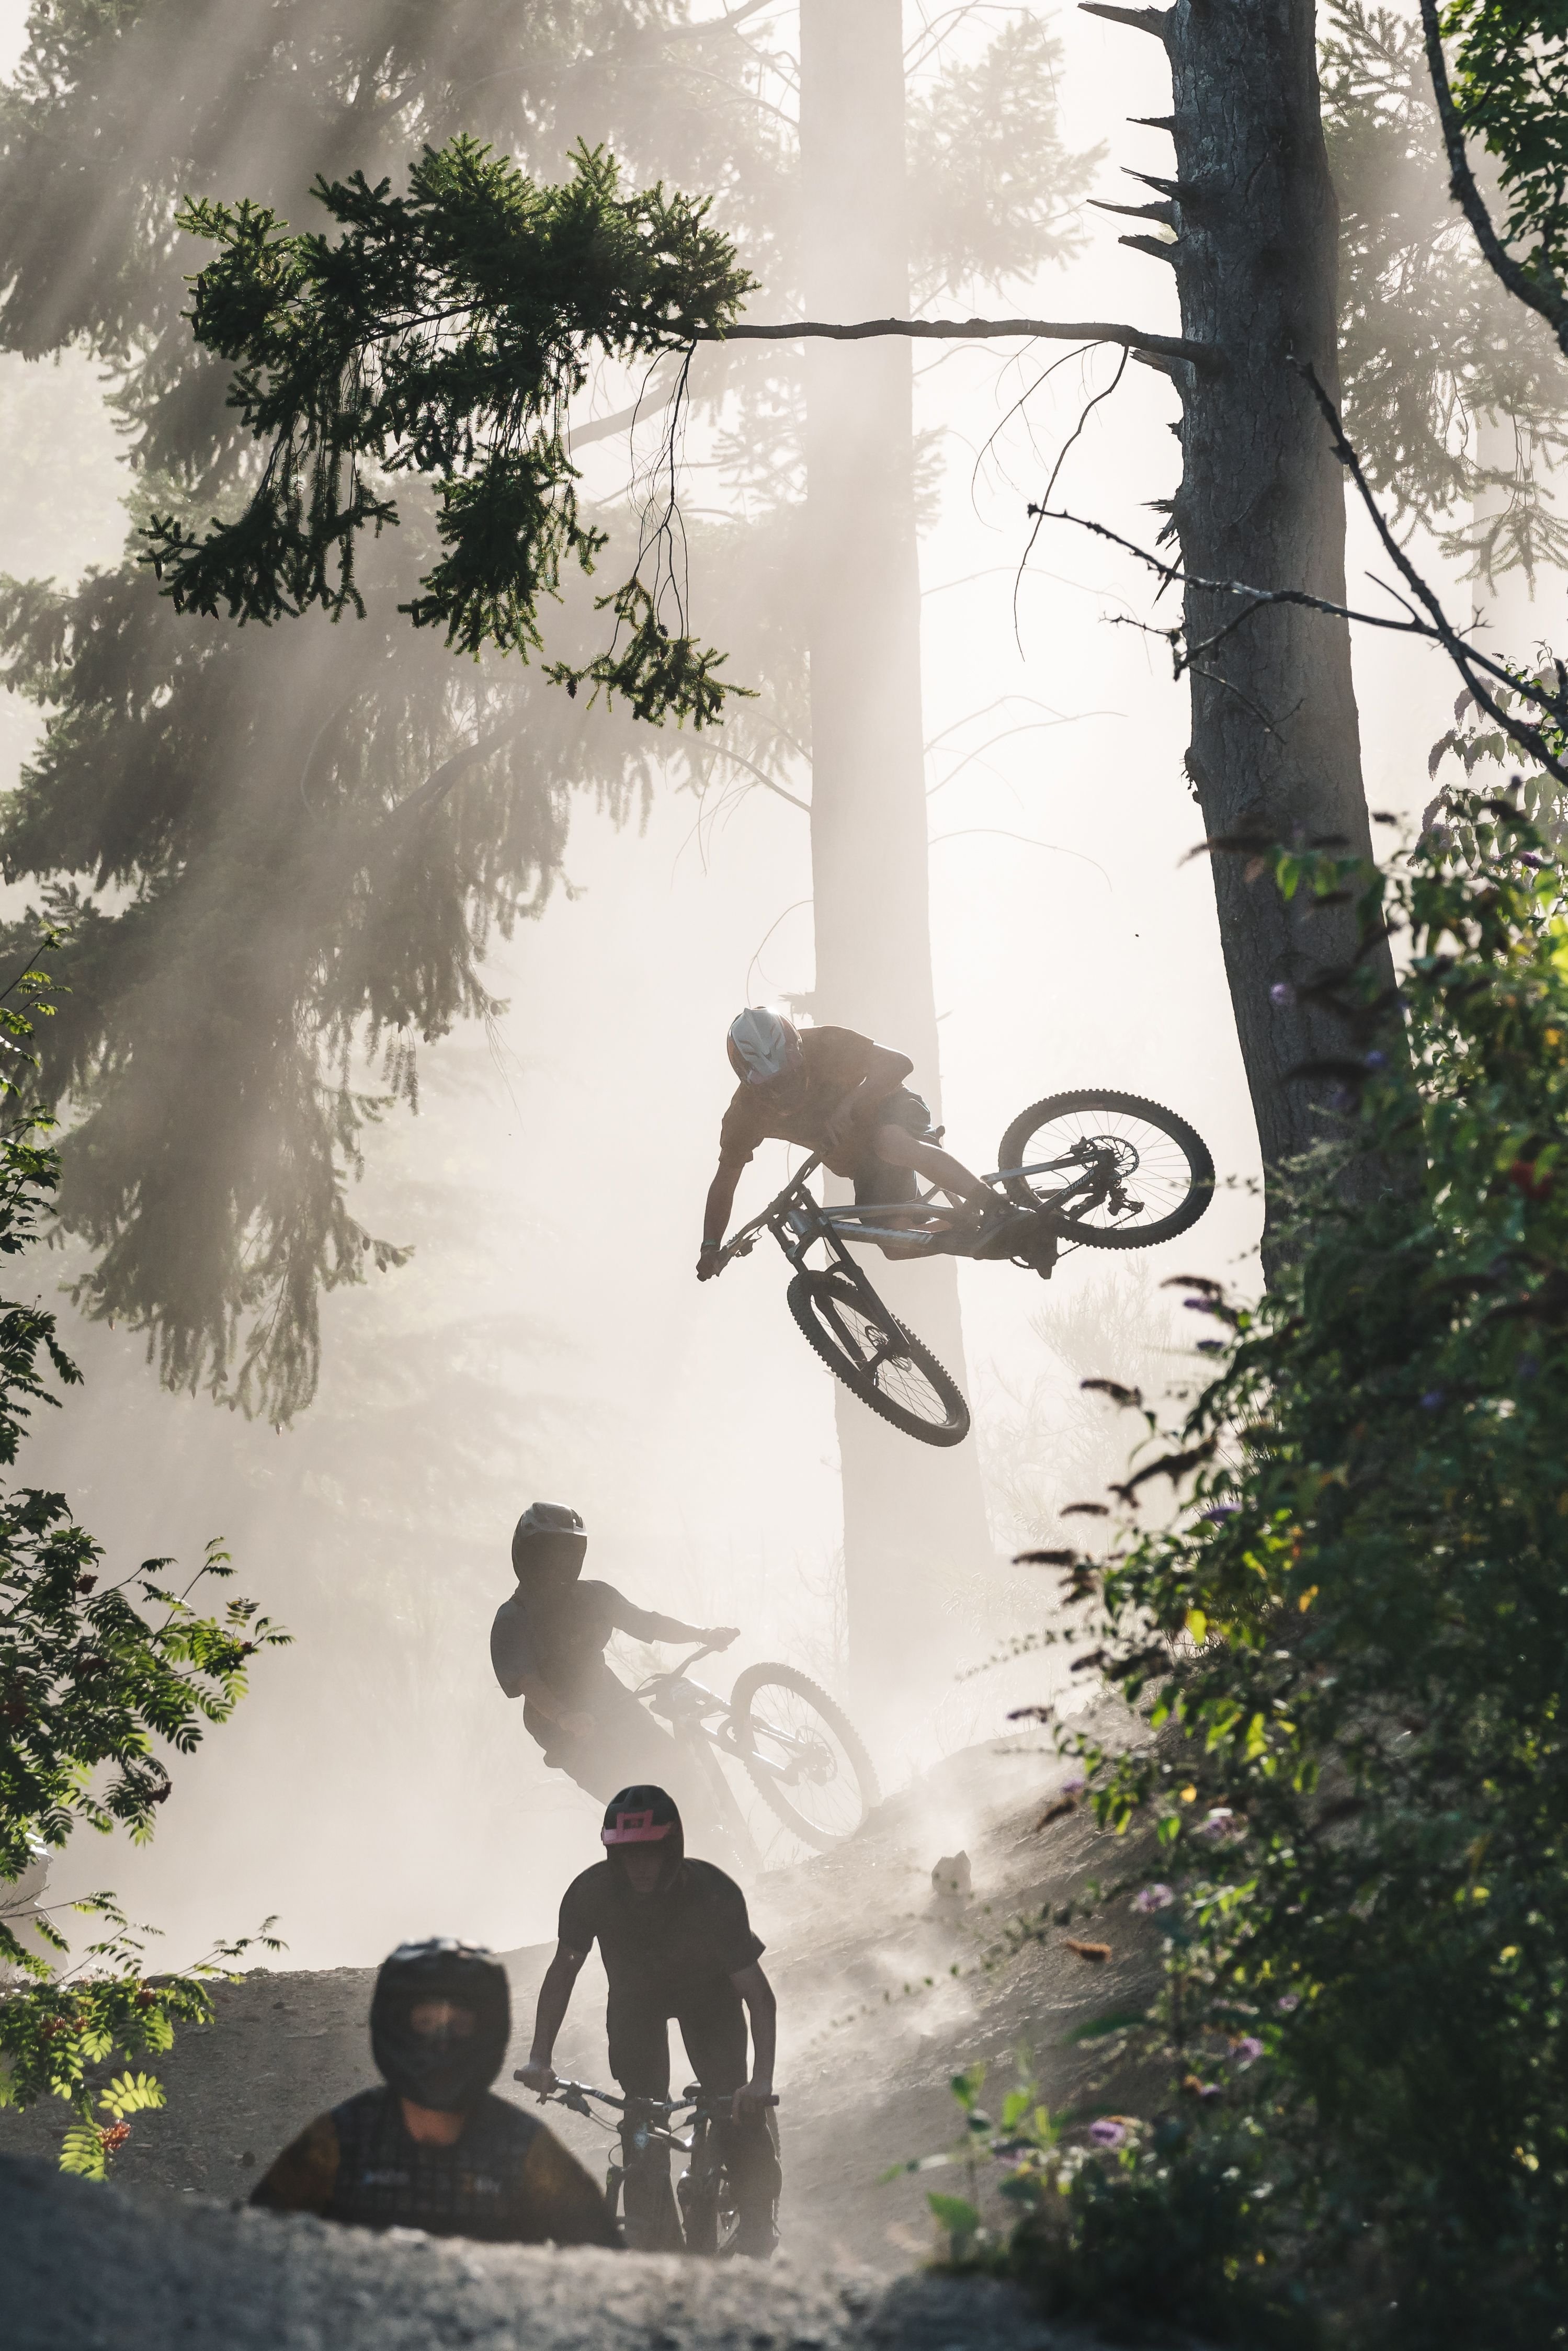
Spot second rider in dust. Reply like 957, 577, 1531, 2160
492, 1502, 738, 1839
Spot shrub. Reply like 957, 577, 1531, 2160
0, 942, 286, 2174
944, 795, 1568, 2346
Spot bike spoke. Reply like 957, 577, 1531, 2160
1014, 1106, 1197, 1230
741, 1683, 866, 1839
827, 1296, 953, 1426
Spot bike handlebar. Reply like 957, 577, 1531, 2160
517, 2073, 778, 2116
715, 1152, 824, 1267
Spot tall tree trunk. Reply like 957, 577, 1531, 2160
1099, 0, 1387, 1205
798, 0, 993, 1695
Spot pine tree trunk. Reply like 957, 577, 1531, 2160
798, 0, 992, 1690
1109, 0, 1385, 1198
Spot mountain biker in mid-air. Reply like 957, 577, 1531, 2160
491, 1503, 738, 1841
249, 1938, 618, 2245
518, 1785, 782, 2255
696, 1008, 1017, 1279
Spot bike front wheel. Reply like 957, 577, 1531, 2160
996, 1089, 1213, 1248
787, 1268, 970, 1446
729, 1662, 881, 1849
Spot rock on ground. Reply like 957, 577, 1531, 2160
3, 2151, 1108, 2351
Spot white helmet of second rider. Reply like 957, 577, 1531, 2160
727, 1006, 802, 1087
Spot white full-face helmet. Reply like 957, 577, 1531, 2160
726, 1006, 803, 1087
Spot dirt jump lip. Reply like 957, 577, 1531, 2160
1, 2150, 1071, 2351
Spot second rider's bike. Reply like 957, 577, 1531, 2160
711, 1087, 1214, 1450
632, 1638, 880, 1871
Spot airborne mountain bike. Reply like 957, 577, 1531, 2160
711, 1087, 1214, 1450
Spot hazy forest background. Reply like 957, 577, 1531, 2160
0, 0, 1547, 1969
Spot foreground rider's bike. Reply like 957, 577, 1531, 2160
523, 2076, 780, 2256
711, 1088, 1214, 1449
632, 1639, 880, 1870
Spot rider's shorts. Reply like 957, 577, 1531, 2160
853, 1088, 936, 1206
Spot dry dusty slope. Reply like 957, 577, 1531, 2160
3, 1736, 1177, 2348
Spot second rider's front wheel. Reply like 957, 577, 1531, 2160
787, 1268, 970, 1447
730, 1661, 882, 1849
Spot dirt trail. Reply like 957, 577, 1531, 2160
4, 2150, 1110, 2351
3, 1734, 1167, 2337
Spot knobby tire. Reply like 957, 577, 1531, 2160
786, 1267, 970, 1446
729, 1661, 881, 1850
996, 1088, 1214, 1248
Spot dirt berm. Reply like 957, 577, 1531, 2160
3, 2150, 1118, 2351
4, 1737, 1187, 2348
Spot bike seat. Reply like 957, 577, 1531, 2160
681, 2081, 703, 2099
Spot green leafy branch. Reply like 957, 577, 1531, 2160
0, 1902, 285, 2177
143, 138, 756, 726
987, 794, 1568, 2336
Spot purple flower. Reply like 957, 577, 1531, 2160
1232, 2036, 1265, 2065
1134, 1883, 1175, 1913
1196, 1807, 1241, 1842
1196, 1338, 1226, 1355
1520, 851, 1547, 869
1201, 1504, 1239, 1522
1420, 1389, 1445, 1412
1088, 2118, 1127, 2149
1276, 1993, 1300, 2013
1269, 982, 1296, 1007
1061, 1775, 1086, 1796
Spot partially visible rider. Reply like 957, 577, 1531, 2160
249, 1938, 618, 2246
519, 1786, 782, 2256
491, 1503, 737, 1840
697, 1008, 1003, 1279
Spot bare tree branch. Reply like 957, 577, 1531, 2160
692, 314, 1211, 369
392, 724, 519, 822
568, 369, 682, 451
698, 743, 810, 814
1029, 359, 1568, 791
1418, 0, 1568, 358
1080, 3, 1171, 40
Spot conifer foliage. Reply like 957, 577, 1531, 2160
149, 138, 755, 724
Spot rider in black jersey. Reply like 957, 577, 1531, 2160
491, 1503, 737, 1833
519, 1786, 782, 2255
249, 1939, 617, 2245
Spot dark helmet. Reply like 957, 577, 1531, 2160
370, 1938, 510, 2114
601, 1785, 685, 1886
511, 1501, 587, 1583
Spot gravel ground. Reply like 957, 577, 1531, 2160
0, 1738, 1164, 2272
4, 2151, 1109, 2351
4, 1734, 1190, 2348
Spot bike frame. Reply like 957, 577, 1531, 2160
715, 1142, 1128, 1275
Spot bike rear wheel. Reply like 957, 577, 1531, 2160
996, 1089, 1213, 1248
730, 1662, 881, 1849
787, 1268, 970, 1446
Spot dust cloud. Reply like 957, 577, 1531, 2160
0, 0, 1472, 1981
